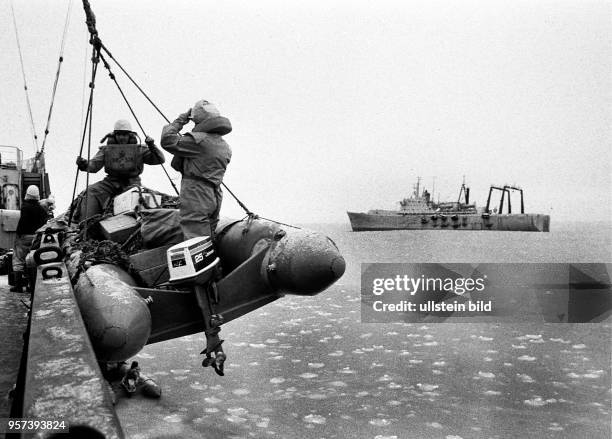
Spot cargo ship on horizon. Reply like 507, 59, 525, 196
347, 179, 550, 232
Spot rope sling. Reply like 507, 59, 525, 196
71, 0, 296, 231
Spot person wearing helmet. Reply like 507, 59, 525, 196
74, 119, 165, 222
10, 185, 49, 293
160, 100, 232, 240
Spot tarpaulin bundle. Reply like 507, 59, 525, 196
138, 209, 183, 249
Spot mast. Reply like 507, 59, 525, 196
431, 176, 435, 203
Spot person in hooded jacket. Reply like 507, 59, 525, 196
10, 185, 49, 293
160, 100, 232, 240
75, 119, 165, 222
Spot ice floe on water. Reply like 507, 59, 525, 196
299, 372, 318, 379
232, 388, 250, 396
256, 417, 270, 428
517, 334, 542, 341
417, 383, 439, 391
483, 390, 502, 396
517, 374, 535, 383
227, 407, 249, 417
135, 352, 155, 359
529, 338, 545, 344
308, 362, 325, 368
189, 383, 207, 391
369, 418, 392, 426
204, 396, 222, 404
226, 415, 247, 424
163, 414, 183, 423
477, 371, 495, 379
270, 377, 286, 384
303, 414, 326, 424
524, 397, 557, 407
567, 370, 604, 379
305, 393, 327, 400
549, 338, 571, 343
477, 336, 493, 341
548, 422, 564, 431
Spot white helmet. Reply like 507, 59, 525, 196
113, 119, 133, 132
25, 185, 40, 200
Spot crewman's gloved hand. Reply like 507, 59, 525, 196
76, 156, 88, 170
145, 136, 155, 147
170, 108, 192, 130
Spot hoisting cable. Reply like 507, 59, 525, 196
99, 52, 145, 134
98, 51, 180, 196
102, 56, 254, 215
39, 0, 74, 155
68, 41, 101, 226
10, 0, 39, 152
96, 43, 254, 215
80, 0, 253, 216
100, 44, 172, 126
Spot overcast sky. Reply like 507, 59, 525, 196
1, 0, 610, 224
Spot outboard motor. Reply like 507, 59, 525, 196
167, 236, 226, 375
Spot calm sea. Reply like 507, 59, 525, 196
117, 221, 612, 439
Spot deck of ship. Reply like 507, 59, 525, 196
0, 276, 29, 418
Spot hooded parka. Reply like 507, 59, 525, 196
160, 104, 232, 240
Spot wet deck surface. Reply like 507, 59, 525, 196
0, 276, 28, 418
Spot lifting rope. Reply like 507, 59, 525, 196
39, 0, 74, 155
67, 41, 100, 227
10, 0, 39, 152
78, 0, 255, 217
97, 45, 254, 215
11, 0, 74, 158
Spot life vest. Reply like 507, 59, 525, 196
104, 144, 142, 178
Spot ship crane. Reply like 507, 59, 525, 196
485, 185, 524, 214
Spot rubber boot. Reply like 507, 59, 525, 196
9, 271, 23, 293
